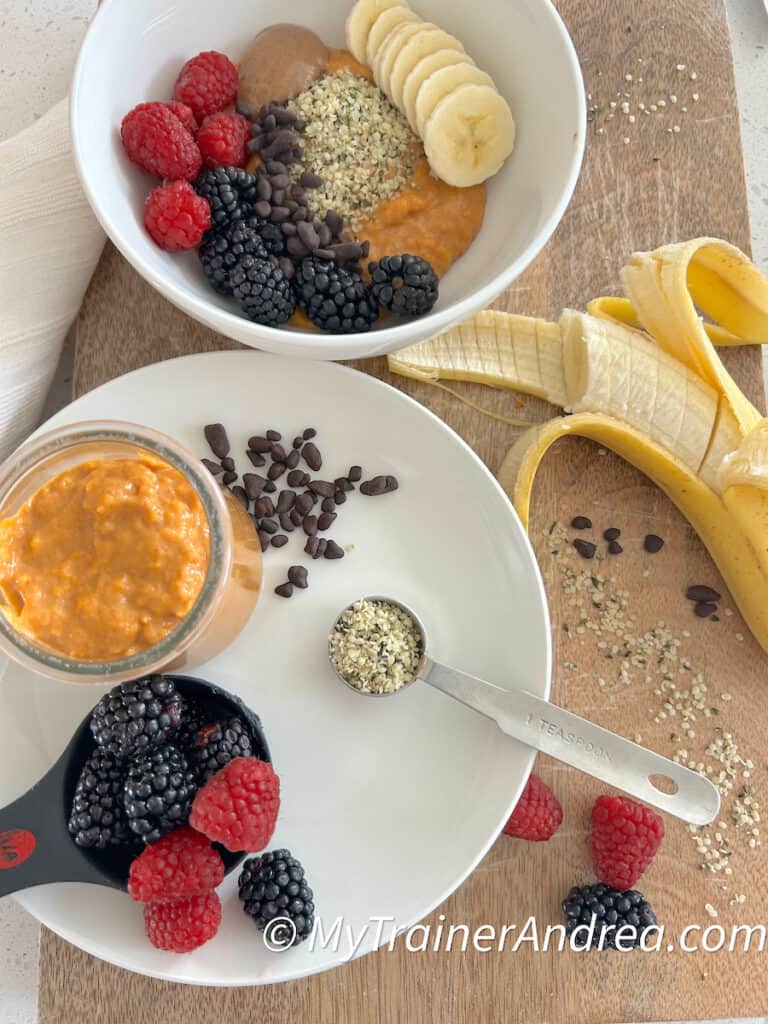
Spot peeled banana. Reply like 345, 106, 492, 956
388, 238, 768, 653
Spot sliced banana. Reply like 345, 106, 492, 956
374, 20, 424, 95
415, 63, 494, 138
388, 25, 465, 110
423, 82, 516, 187
366, 6, 419, 68
401, 49, 472, 129
345, 0, 409, 65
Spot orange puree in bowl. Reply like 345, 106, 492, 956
0, 456, 209, 661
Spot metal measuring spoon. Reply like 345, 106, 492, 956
0, 675, 271, 898
329, 597, 720, 826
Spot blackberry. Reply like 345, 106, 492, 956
193, 166, 258, 228
123, 744, 197, 844
369, 254, 438, 317
295, 257, 378, 334
68, 749, 135, 849
238, 849, 315, 947
245, 215, 286, 257
231, 255, 296, 326
173, 699, 209, 754
189, 717, 254, 783
562, 883, 657, 949
90, 675, 184, 760
199, 221, 268, 295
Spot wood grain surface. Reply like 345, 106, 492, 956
39, 1, 768, 1021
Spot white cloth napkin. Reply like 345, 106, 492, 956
0, 100, 105, 460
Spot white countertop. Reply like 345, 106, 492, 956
0, 1, 766, 1021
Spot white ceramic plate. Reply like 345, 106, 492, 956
2, 353, 550, 985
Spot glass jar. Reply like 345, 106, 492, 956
0, 420, 262, 684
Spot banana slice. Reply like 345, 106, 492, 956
374, 20, 424, 95
346, 0, 409, 65
388, 25, 465, 111
402, 49, 472, 129
366, 6, 419, 68
423, 82, 515, 187
415, 63, 494, 137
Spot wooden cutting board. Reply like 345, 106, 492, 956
39, 1, 768, 1021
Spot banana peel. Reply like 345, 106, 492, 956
388, 238, 768, 653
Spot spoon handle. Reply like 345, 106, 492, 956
423, 661, 720, 825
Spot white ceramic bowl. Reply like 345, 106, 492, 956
71, 0, 585, 360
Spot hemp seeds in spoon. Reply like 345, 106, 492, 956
329, 599, 422, 694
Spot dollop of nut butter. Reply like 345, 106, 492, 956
238, 24, 330, 111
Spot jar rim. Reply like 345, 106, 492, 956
0, 420, 232, 683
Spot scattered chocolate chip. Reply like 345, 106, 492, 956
603, 527, 621, 541
271, 535, 289, 548
318, 511, 337, 531
332, 241, 363, 264
686, 585, 721, 603
287, 469, 305, 487
287, 237, 310, 259
608, 540, 623, 555
334, 476, 353, 492
254, 200, 271, 218
262, 130, 298, 159
643, 534, 665, 553
570, 516, 592, 530
299, 170, 324, 189
268, 462, 286, 481
270, 206, 291, 223
273, 108, 297, 125
253, 497, 272, 518
314, 248, 335, 260
257, 530, 270, 553
266, 160, 286, 175
309, 480, 335, 498
290, 508, 303, 528
288, 565, 308, 588
246, 138, 263, 155
303, 428, 317, 439
243, 474, 267, 501
305, 536, 320, 557
279, 512, 295, 532
246, 450, 266, 468
295, 493, 314, 516
314, 539, 328, 559
281, 222, 298, 237
694, 601, 718, 618
348, 465, 362, 482
286, 449, 300, 470
360, 475, 398, 495
303, 442, 322, 471
202, 458, 224, 476
271, 173, 290, 190
257, 177, 272, 201
260, 518, 278, 535
264, 480, 277, 493
249, 436, 271, 453
263, 113, 277, 132
317, 222, 332, 247
220, 456, 234, 472
277, 490, 295, 513
235, 98, 253, 119
303, 515, 318, 536
334, 489, 347, 505
231, 485, 248, 508
204, 423, 230, 458
279, 257, 295, 281
321, 496, 336, 513
324, 540, 345, 560
297, 220, 320, 250
270, 443, 287, 462
573, 538, 597, 560
275, 582, 294, 598
222, 471, 237, 485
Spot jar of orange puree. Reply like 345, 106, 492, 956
0, 421, 262, 684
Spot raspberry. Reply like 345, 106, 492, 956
165, 101, 198, 136
144, 891, 221, 952
502, 773, 563, 841
197, 113, 249, 169
144, 180, 211, 251
189, 757, 280, 853
121, 102, 202, 180
127, 827, 224, 903
173, 51, 239, 123
591, 795, 664, 889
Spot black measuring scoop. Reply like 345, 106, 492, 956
0, 675, 270, 897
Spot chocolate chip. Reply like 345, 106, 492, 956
279, 512, 295, 533
254, 200, 271, 218
686, 585, 721, 603
293, 206, 309, 222
334, 476, 353, 492
202, 458, 224, 476
257, 177, 272, 201
325, 210, 343, 236
303, 515, 318, 536
222, 471, 237, 485
321, 496, 336, 513
262, 130, 297, 159
286, 449, 300, 470
264, 480, 277, 493
287, 237, 310, 259
317, 222, 332, 247
324, 540, 345, 560
297, 221, 320, 250
268, 462, 286, 481
257, 530, 270, 552
303, 428, 317, 440
309, 480, 335, 498
285, 200, 299, 214
348, 465, 362, 482
608, 540, 623, 555
334, 489, 347, 505
236, 98, 253, 119
295, 493, 314, 516
290, 508, 303, 527
270, 443, 287, 462
299, 170, 324, 189
273, 108, 297, 125
643, 534, 665, 553
570, 516, 592, 530
360, 475, 398, 495
318, 511, 337, 531
694, 601, 718, 618
303, 442, 322, 471
246, 450, 266, 468
271, 173, 290, 190
332, 241, 363, 264
288, 565, 308, 588
204, 423, 230, 458
360, 240, 370, 259
314, 248, 335, 260
249, 435, 271, 453
220, 456, 235, 472
279, 257, 295, 280
230, 485, 248, 508
277, 490, 295, 513
314, 539, 328, 559
260, 518, 278, 535
253, 496, 274, 518
304, 536, 320, 557
275, 582, 294, 598
243, 473, 267, 500
603, 527, 621, 541
287, 469, 305, 487
263, 113, 277, 132
270, 206, 291, 223
271, 535, 289, 548
266, 161, 287, 175
246, 138, 263, 155
573, 538, 597, 559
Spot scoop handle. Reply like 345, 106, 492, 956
0, 756, 106, 897
422, 660, 720, 825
